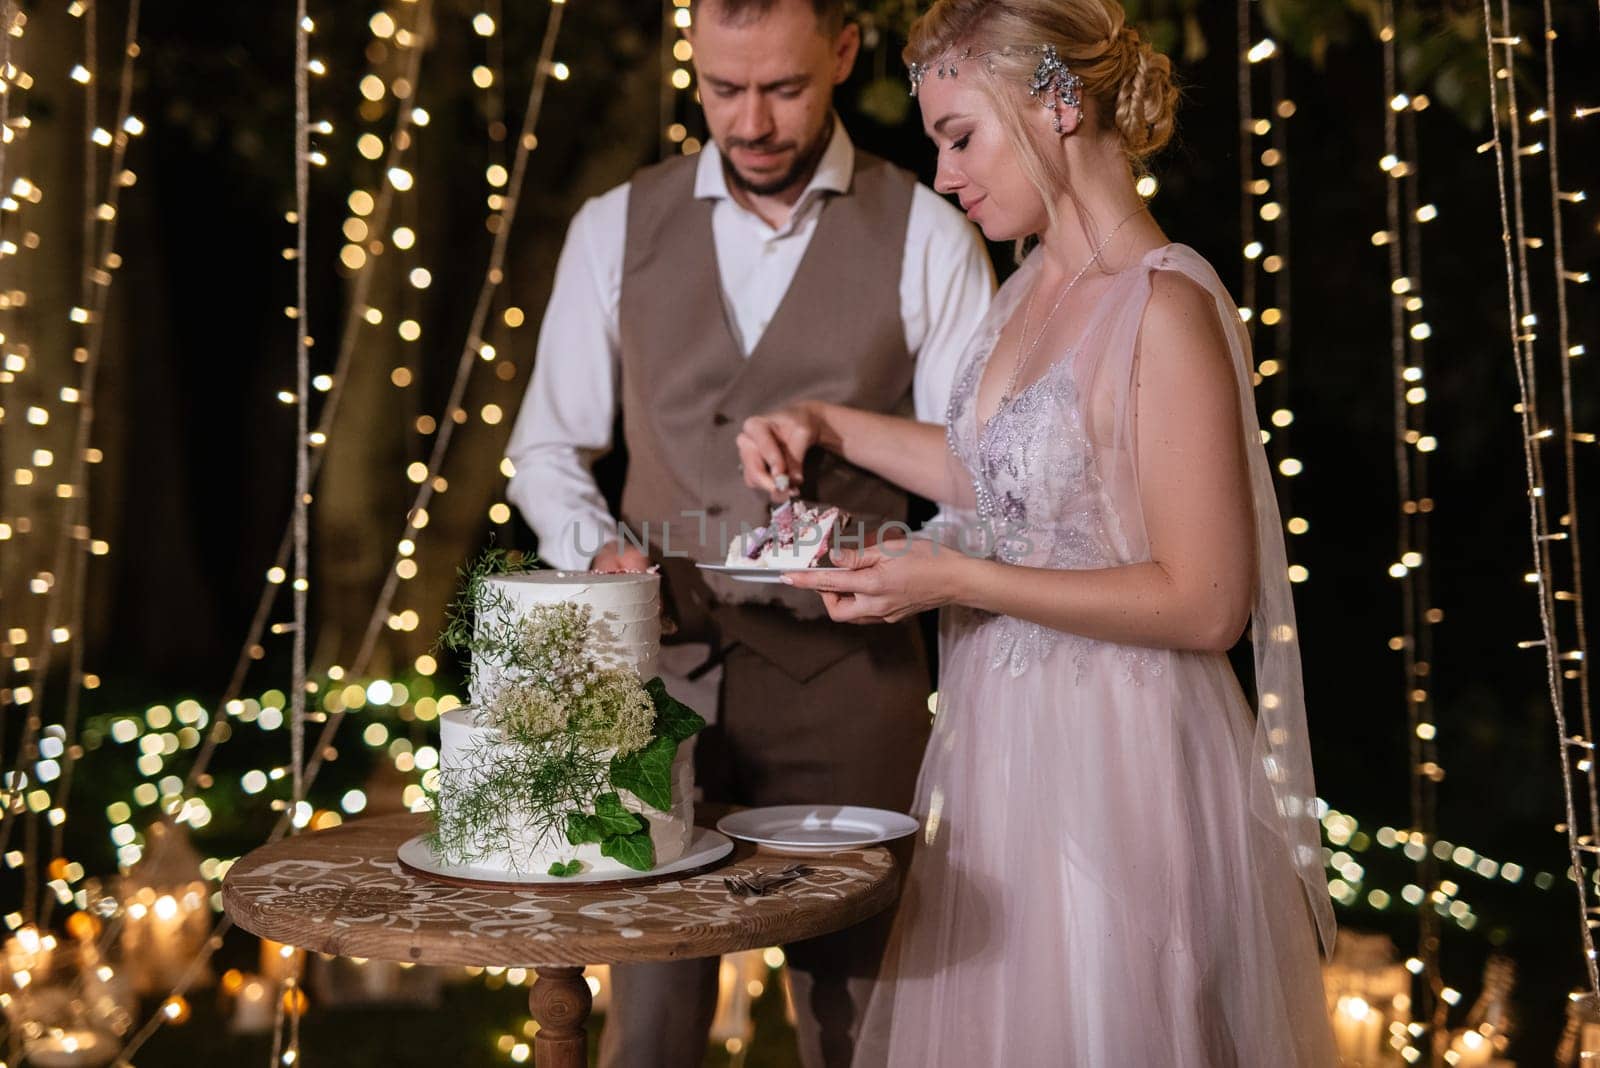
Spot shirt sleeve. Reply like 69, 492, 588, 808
902, 183, 996, 426
503, 186, 629, 570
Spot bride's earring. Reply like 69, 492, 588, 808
1049, 102, 1083, 136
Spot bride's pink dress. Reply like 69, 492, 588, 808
853, 245, 1338, 1066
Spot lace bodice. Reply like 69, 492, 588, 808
943, 260, 1151, 680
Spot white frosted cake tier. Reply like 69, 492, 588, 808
471, 571, 661, 706
438, 706, 694, 877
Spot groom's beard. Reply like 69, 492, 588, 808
720, 118, 833, 199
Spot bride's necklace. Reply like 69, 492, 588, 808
1001, 205, 1148, 406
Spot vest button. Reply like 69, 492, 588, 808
706, 504, 725, 517
712, 412, 731, 427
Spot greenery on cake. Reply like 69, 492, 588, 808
425, 551, 703, 877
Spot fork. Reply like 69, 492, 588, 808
723, 863, 814, 897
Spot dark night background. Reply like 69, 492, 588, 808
1, 0, 1597, 1063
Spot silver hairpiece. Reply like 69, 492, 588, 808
908, 43, 1083, 135
1028, 45, 1083, 133
907, 48, 970, 97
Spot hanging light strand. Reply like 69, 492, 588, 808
83, 1, 439, 987
42, 0, 145, 927
0, 1, 15, 190
172, 0, 434, 817
1381, 2, 1443, 1057
0, 12, 12, 781
289, 0, 311, 852
483, 0, 506, 183
9, 0, 101, 925
350, 0, 567, 679
662, 0, 680, 159
1236, 9, 1306, 580
1539, 0, 1598, 839
1262, 48, 1303, 578
267, 970, 290, 1068
1235, 0, 1257, 333
306, 0, 570, 839
112, 5, 574, 1061
1497, 0, 1589, 835
1480, 0, 1600, 995
0, 0, 144, 885
1267, 45, 1292, 428
662, 0, 700, 156
31, 4, 433, 1050
0, 0, 31, 801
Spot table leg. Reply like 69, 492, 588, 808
530, 965, 592, 1068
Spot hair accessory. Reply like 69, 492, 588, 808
907, 48, 971, 96
909, 44, 1083, 134
1028, 45, 1083, 133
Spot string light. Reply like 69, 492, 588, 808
161, 0, 438, 853
0, 8, 146, 1007
467, 0, 524, 537
111, 5, 573, 1060
40, 1, 146, 943
0, 0, 38, 838
1380, 3, 1445, 1054
662, 0, 702, 157
1236, 8, 1307, 583
287, 0, 312, 959
1535, 0, 1597, 846
108, 0, 449, 1056
1480, 0, 1600, 1000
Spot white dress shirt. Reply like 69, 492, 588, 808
505, 120, 995, 571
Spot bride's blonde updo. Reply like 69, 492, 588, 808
906, 0, 1178, 163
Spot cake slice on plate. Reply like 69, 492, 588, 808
726, 499, 845, 569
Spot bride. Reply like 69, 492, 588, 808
736, 0, 1338, 1063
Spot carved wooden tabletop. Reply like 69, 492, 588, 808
221, 811, 903, 1066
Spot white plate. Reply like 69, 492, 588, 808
697, 563, 844, 585
396, 826, 734, 887
716, 806, 919, 854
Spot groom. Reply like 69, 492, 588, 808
503, 0, 992, 1063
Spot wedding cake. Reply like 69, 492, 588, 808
429, 565, 702, 878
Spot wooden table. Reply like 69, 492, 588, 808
222, 812, 900, 1067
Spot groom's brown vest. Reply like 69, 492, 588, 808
617, 148, 919, 678
604, 149, 931, 1068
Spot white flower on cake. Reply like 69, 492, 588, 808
726, 499, 846, 568
427, 551, 703, 879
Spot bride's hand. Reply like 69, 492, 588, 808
737, 403, 823, 502
781, 535, 971, 624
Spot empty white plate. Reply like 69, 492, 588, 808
716, 806, 919, 853
696, 563, 844, 585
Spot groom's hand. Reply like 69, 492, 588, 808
590, 541, 652, 574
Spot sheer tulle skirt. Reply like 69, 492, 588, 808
852, 611, 1338, 1067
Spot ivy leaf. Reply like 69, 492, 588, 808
645, 677, 706, 744
547, 859, 582, 878
567, 793, 647, 845
600, 828, 656, 872
592, 792, 648, 837
565, 811, 604, 846
610, 734, 678, 810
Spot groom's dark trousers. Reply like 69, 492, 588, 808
596, 601, 930, 1068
